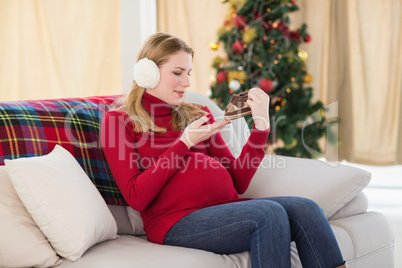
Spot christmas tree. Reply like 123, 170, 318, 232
209, 0, 331, 158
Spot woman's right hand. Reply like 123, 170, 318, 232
180, 114, 230, 149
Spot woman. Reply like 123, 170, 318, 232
101, 32, 346, 268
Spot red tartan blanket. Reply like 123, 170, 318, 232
0, 95, 127, 206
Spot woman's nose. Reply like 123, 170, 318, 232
182, 75, 191, 87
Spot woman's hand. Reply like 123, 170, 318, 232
246, 88, 270, 130
180, 115, 230, 149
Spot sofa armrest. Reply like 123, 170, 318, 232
241, 155, 371, 218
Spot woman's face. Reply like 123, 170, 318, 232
146, 50, 192, 106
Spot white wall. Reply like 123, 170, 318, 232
119, 0, 157, 93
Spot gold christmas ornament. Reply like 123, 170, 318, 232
228, 70, 247, 81
304, 74, 313, 83
298, 49, 308, 61
211, 56, 227, 68
243, 28, 257, 43
209, 42, 220, 50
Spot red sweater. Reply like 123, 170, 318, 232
101, 92, 270, 244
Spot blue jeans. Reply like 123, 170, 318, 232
163, 197, 344, 268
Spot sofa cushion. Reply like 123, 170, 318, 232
0, 95, 126, 205
0, 166, 62, 268
57, 235, 250, 268
5, 145, 118, 261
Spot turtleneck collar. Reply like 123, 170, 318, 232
142, 92, 173, 117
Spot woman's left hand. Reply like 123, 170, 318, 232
246, 87, 270, 130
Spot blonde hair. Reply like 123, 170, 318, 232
118, 32, 206, 133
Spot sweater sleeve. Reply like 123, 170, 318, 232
204, 109, 270, 194
100, 111, 189, 211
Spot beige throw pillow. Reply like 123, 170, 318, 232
0, 166, 62, 267
5, 145, 118, 262
242, 155, 371, 218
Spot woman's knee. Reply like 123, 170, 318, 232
246, 200, 289, 226
265, 196, 325, 220
296, 197, 323, 215
285, 197, 325, 220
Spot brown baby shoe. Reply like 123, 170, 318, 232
224, 91, 252, 120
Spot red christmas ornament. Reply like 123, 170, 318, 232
304, 35, 312, 42
291, 0, 296, 4
216, 71, 228, 84
277, 21, 290, 37
233, 41, 246, 54
290, 31, 301, 41
282, 27, 290, 37
233, 15, 247, 29
259, 79, 274, 93
277, 21, 286, 31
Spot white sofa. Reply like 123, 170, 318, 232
0, 91, 395, 267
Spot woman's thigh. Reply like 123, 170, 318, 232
163, 199, 290, 254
